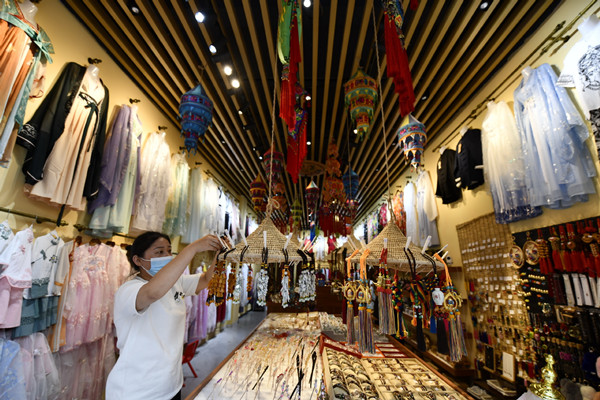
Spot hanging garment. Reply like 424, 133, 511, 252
481, 101, 542, 223
454, 129, 484, 190
89, 105, 142, 235
0, 338, 27, 399
435, 149, 462, 204
391, 190, 406, 234
184, 168, 205, 243
514, 64, 596, 209
0, 220, 14, 254
15, 332, 60, 400
416, 169, 440, 247
19, 62, 109, 210
557, 16, 600, 157
0, 226, 33, 328
0, 0, 53, 166
163, 152, 190, 237
404, 181, 418, 244
131, 131, 172, 232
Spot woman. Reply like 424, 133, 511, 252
106, 231, 223, 400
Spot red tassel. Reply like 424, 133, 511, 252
383, 15, 415, 117
410, 0, 419, 10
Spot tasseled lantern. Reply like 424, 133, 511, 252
323, 176, 346, 205
250, 174, 267, 213
291, 198, 303, 230
263, 149, 284, 185
396, 114, 427, 169
179, 83, 213, 154
344, 68, 378, 142
342, 168, 359, 201
305, 180, 319, 214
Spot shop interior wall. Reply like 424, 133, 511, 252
0, 0, 250, 249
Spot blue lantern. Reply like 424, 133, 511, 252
179, 83, 213, 155
342, 168, 359, 200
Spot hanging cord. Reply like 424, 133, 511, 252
371, 6, 392, 207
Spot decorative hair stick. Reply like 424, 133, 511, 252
251, 366, 269, 391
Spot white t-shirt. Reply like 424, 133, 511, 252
105, 274, 200, 400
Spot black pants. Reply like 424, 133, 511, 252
170, 390, 181, 400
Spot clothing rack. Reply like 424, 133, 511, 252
129, 98, 140, 104
203, 169, 238, 202
158, 125, 167, 131
87, 57, 102, 65
433, 0, 599, 151
0, 206, 69, 226
72, 223, 136, 240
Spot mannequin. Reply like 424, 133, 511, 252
578, 14, 600, 46
439, 145, 447, 155
459, 125, 468, 136
18, 0, 38, 26
86, 64, 101, 84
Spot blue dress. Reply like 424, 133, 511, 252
514, 64, 596, 209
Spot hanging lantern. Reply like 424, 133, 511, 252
250, 174, 267, 213
274, 192, 288, 214
344, 68, 378, 142
396, 114, 427, 169
274, 181, 286, 195
342, 168, 360, 201
263, 149, 284, 185
323, 176, 346, 205
179, 83, 214, 155
291, 198, 303, 229
305, 180, 319, 213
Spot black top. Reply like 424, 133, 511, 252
454, 128, 484, 190
435, 149, 462, 204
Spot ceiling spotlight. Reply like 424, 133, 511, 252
353, 129, 358, 134
252, 146, 256, 151
221, 140, 225, 144
195, 11, 205, 23
231, 79, 240, 88
223, 65, 233, 76
209, 44, 217, 54
479, 0, 491, 10
127, 0, 140, 14
259, 156, 263, 160
307, 141, 312, 145
421, 95, 428, 101
238, 109, 243, 115
305, 95, 311, 101
303, 0, 311, 7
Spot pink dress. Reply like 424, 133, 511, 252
0, 226, 33, 328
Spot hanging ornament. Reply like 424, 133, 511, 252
278, 0, 302, 130
344, 68, 378, 142
206, 260, 227, 306
305, 180, 319, 214
382, 3, 415, 117
291, 198, 303, 230
281, 263, 291, 308
263, 149, 284, 185
342, 168, 360, 201
287, 84, 310, 183
396, 114, 427, 169
227, 264, 237, 300
250, 174, 267, 213
179, 83, 214, 154
357, 249, 375, 354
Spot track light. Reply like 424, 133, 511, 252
238, 109, 243, 115
307, 141, 312, 145
353, 129, 358, 134
479, 0, 492, 10
231, 79, 240, 88
303, 0, 311, 7
127, 0, 140, 14
223, 65, 233, 76
195, 11, 205, 23
209, 44, 217, 54
305, 95, 311, 101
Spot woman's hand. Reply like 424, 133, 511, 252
193, 234, 223, 253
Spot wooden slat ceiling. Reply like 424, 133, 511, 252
62, 0, 561, 227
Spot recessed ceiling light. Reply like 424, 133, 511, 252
238, 109, 243, 115
209, 44, 217, 54
303, 0, 311, 7
259, 156, 263, 160
195, 11, 205, 23
252, 147, 256, 151
221, 140, 225, 144
353, 129, 358, 134
223, 65, 233, 76
479, 0, 491, 10
305, 95, 311, 101
231, 79, 240, 88
307, 141, 312, 145
127, 0, 140, 14
421, 95, 428, 101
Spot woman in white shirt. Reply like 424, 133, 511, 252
106, 231, 222, 400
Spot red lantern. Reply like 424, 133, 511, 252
250, 174, 267, 213
305, 180, 319, 213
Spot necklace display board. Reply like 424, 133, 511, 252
456, 213, 530, 383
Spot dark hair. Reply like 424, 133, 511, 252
127, 231, 171, 271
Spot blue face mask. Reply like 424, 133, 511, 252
140, 255, 173, 276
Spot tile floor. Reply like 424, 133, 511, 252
182, 310, 267, 399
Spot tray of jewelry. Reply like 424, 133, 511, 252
324, 348, 380, 399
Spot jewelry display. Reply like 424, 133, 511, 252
357, 248, 375, 354
343, 249, 360, 345
377, 242, 395, 335
256, 248, 270, 307
228, 264, 237, 300
207, 259, 227, 306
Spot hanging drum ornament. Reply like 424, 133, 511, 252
262, 149, 284, 184
291, 198, 303, 229
179, 83, 214, 155
396, 114, 427, 169
344, 68, 378, 142
305, 180, 319, 213
342, 168, 359, 201
250, 174, 267, 213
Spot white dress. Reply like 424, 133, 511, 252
131, 131, 172, 232
183, 168, 205, 243
416, 170, 440, 247
163, 152, 190, 237
404, 181, 419, 245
